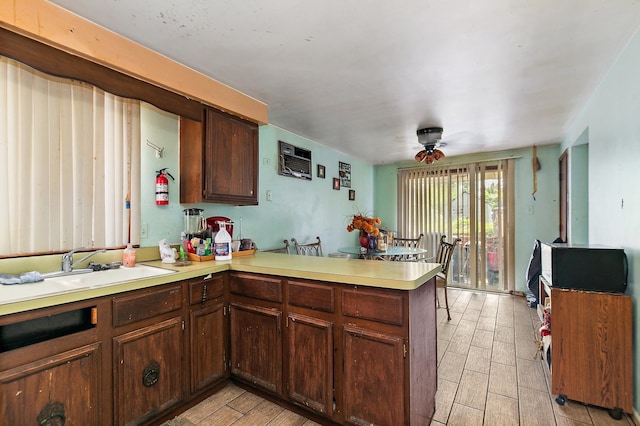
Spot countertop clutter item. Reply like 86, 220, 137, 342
206, 216, 233, 239
187, 253, 213, 262
123, 244, 136, 268
0, 271, 44, 285
214, 221, 232, 260
159, 239, 176, 264
184, 208, 207, 240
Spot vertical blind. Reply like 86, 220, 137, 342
0, 56, 140, 255
397, 159, 515, 291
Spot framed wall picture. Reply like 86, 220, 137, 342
349, 189, 355, 201
339, 161, 351, 188
333, 178, 340, 190
317, 164, 326, 178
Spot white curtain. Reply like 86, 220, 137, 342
0, 56, 140, 255
398, 159, 515, 292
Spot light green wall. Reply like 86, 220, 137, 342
562, 26, 640, 412
373, 145, 561, 293
140, 104, 375, 255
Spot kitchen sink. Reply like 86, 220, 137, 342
0, 265, 177, 306
44, 264, 176, 288
41, 268, 94, 279
55, 264, 175, 287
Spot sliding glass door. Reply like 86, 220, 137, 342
397, 159, 515, 292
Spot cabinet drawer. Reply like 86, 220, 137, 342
342, 288, 404, 326
288, 280, 335, 313
230, 273, 282, 303
189, 274, 224, 305
113, 285, 183, 327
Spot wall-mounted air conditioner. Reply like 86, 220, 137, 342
278, 141, 312, 180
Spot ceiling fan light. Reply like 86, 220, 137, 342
433, 149, 445, 161
414, 150, 427, 162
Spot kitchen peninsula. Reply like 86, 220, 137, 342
0, 252, 440, 425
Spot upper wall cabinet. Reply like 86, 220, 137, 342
180, 107, 259, 205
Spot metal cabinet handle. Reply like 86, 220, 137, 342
142, 360, 160, 387
37, 401, 66, 425
201, 283, 208, 304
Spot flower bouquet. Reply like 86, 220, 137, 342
347, 213, 381, 249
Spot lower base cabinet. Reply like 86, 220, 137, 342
287, 313, 334, 417
343, 325, 405, 426
188, 273, 228, 395
539, 277, 633, 414
230, 301, 283, 395
0, 342, 102, 425
113, 317, 184, 425
0, 269, 436, 426
190, 302, 227, 394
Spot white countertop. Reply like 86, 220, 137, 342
0, 252, 440, 316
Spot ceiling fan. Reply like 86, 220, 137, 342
414, 127, 446, 164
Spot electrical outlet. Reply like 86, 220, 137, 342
266, 190, 272, 201
140, 223, 148, 238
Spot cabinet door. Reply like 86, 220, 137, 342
113, 317, 183, 426
552, 289, 633, 413
0, 343, 101, 425
204, 107, 258, 205
190, 301, 227, 394
230, 302, 282, 395
287, 313, 334, 417
343, 325, 405, 426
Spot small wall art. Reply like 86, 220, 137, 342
317, 164, 325, 178
333, 178, 340, 190
339, 161, 351, 188
349, 189, 355, 201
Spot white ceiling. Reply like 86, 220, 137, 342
51, 0, 640, 165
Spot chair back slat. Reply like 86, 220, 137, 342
391, 233, 424, 261
292, 236, 323, 256
435, 235, 461, 274
392, 233, 424, 249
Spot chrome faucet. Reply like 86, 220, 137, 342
61, 248, 107, 272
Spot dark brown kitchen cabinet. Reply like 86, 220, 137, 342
287, 313, 334, 417
0, 342, 102, 425
111, 284, 184, 426
188, 273, 228, 395
0, 299, 107, 425
229, 272, 284, 396
341, 287, 407, 426
113, 317, 184, 425
230, 303, 283, 395
179, 106, 259, 206
343, 325, 405, 425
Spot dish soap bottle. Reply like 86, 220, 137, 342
214, 221, 232, 260
123, 243, 136, 267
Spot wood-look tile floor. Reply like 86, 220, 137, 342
172, 288, 636, 426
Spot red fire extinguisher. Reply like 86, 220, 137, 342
155, 168, 175, 205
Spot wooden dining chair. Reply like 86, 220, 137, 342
261, 239, 290, 254
291, 236, 323, 256
392, 233, 424, 261
434, 235, 461, 321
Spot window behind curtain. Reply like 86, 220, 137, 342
0, 56, 140, 256
397, 159, 515, 292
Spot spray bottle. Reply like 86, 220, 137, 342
214, 221, 232, 260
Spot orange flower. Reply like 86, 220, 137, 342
347, 214, 381, 236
